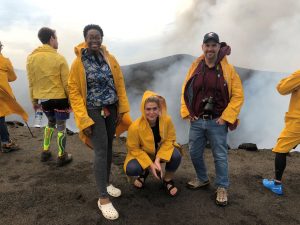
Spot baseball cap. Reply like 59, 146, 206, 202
203, 32, 219, 43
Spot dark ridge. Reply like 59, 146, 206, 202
121, 54, 282, 94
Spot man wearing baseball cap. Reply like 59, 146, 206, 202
180, 32, 244, 206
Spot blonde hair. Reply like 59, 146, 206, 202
144, 96, 160, 108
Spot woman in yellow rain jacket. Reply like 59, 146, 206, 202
124, 90, 182, 197
263, 70, 300, 195
68, 24, 130, 220
0, 41, 27, 152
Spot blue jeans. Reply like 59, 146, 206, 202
189, 118, 229, 188
126, 148, 182, 176
0, 117, 10, 143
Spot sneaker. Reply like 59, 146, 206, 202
216, 187, 228, 206
186, 178, 210, 189
1, 140, 19, 153
41, 151, 52, 162
57, 152, 72, 167
262, 179, 283, 195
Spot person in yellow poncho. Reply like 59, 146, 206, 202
181, 32, 244, 206
0, 41, 28, 152
124, 91, 182, 197
263, 70, 300, 195
68, 24, 131, 221
26, 27, 72, 167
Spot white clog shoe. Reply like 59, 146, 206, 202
107, 184, 122, 197
97, 200, 119, 220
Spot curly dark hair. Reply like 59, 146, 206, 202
38, 27, 56, 44
83, 24, 104, 38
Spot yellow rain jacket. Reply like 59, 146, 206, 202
181, 55, 244, 125
273, 70, 300, 153
68, 42, 131, 147
26, 44, 69, 104
124, 91, 177, 171
0, 54, 28, 121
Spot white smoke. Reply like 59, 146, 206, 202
163, 0, 300, 72
154, 0, 299, 149
228, 72, 289, 149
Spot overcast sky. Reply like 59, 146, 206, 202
0, 0, 190, 69
1, 0, 300, 73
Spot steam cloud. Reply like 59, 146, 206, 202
163, 0, 300, 72
155, 0, 298, 149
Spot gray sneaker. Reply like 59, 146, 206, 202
186, 178, 210, 189
215, 187, 228, 206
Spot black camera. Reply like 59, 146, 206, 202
202, 96, 214, 114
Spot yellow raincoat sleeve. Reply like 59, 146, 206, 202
277, 70, 300, 95
60, 57, 70, 97
6, 59, 17, 82
68, 59, 94, 131
26, 57, 37, 104
156, 116, 176, 161
220, 65, 244, 124
126, 124, 153, 169
111, 56, 130, 114
180, 63, 196, 119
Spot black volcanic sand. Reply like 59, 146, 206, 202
1, 125, 300, 225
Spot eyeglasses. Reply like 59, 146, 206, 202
145, 107, 158, 111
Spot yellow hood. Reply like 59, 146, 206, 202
74, 42, 110, 59
29, 44, 57, 55
124, 90, 176, 171
140, 90, 167, 121
26, 44, 69, 103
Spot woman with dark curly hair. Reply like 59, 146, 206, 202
68, 24, 131, 220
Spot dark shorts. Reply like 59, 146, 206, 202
41, 99, 70, 120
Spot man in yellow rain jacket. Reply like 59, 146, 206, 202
0, 41, 28, 152
68, 24, 131, 220
263, 70, 300, 195
181, 32, 244, 206
26, 27, 72, 166
124, 91, 181, 196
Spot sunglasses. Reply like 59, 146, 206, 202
145, 107, 158, 111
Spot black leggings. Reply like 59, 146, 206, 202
275, 153, 287, 181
